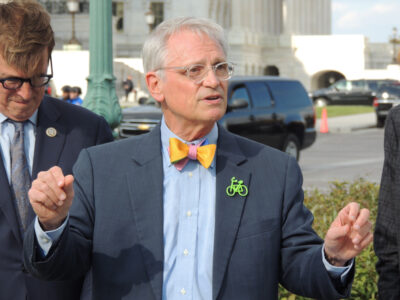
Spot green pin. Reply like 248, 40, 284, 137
226, 176, 248, 197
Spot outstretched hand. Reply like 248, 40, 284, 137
28, 166, 74, 231
324, 202, 373, 266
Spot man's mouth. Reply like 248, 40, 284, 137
9, 97, 30, 104
204, 94, 221, 101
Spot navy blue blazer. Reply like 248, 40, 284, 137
24, 125, 353, 299
0, 96, 113, 300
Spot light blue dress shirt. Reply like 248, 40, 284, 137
0, 112, 37, 181
160, 118, 217, 299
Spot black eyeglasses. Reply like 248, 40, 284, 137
156, 61, 235, 84
0, 57, 53, 90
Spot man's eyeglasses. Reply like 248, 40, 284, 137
157, 61, 234, 84
0, 57, 53, 90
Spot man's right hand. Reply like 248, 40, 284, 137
28, 166, 74, 231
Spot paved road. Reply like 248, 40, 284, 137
300, 113, 384, 190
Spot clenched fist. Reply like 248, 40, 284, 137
29, 166, 74, 231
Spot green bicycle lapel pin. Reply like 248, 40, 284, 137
226, 176, 248, 197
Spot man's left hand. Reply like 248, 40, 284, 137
324, 202, 373, 266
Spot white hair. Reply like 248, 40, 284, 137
142, 17, 228, 74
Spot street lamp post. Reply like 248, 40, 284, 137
65, 0, 82, 50
84, 0, 121, 130
145, 5, 155, 32
389, 27, 400, 64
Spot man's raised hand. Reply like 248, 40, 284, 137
324, 202, 373, 266
28, 166, 74, 231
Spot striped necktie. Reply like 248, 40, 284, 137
8, 120, 31, 231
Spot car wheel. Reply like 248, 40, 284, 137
377, 116, 386, 128
315, 98, 328, 107
283, 134, 300, 161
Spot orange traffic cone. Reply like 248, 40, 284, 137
320, 107, 329, 133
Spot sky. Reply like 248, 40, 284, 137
332, 0, 400, 43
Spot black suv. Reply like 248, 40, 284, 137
119, 76, 316, 160
310, 79, 399, 107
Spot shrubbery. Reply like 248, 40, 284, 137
279, 178, 379, 300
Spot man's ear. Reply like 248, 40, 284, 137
146, 72, 164, 103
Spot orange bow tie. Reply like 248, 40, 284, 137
169, 137, 216, 170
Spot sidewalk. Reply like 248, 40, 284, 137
315, 112, 376, 133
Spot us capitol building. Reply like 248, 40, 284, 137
35, 0, 399, 96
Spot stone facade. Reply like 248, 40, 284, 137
39, 0, 397, 95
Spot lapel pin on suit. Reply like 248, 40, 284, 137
46, 127, 57, 138
226, 176, 248, 197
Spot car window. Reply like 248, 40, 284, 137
333, 80, 347, 91
229, 86, 250, 109
268, 80, 311, 107
351, 80, 366, 91
246, 82, 272, 108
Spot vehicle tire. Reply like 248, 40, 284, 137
314, 98, 328, 107
377, 116, 386, 128
283, 134, 300, 161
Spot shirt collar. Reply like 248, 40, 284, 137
0, 110, 38, 134
0, 110, 38, 125
160, 117, 218, 168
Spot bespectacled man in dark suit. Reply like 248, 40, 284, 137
0, 1, 113, 299
24, 16, 372, 300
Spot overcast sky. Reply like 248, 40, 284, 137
332, 0, 400, 43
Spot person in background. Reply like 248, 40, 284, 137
69, 86, 83, 105
122, 75, 134, 100
374, 104, 400, 299
24, 17, 372, 300
0, 1, 114, 299
60, 85, 71, 101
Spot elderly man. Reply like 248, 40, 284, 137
24, 17, 372, 299
0, 1, 113, 299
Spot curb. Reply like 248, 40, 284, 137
315, 113, 376, 134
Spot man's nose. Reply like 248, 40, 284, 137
17, 81, 33, 99
202, 68, 220, 87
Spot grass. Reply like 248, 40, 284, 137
315, 105, 374, 119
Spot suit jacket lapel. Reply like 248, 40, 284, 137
127, 126, 164, 300
213, 127, 250, 300
0, 155, 23, 244
32, 98, 66, 180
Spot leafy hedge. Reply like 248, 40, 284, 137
279, 178, 379, 300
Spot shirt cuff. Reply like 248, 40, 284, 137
34, 216, 68, 257
321, 246, 354, 284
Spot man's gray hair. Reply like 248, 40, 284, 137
142, 17, 228, 74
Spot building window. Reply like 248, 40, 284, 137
112, 1, 124, 31
38, 0, 89, 14
151, 2, 164, 30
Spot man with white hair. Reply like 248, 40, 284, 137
25, 16, 372, 299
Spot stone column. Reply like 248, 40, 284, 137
84, 0, 121, 130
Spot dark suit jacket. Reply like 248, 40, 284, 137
24, 125, 352, 300
374, 105, 400, 299
0, 96, 113, 300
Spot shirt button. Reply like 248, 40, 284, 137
186, 210, 192, 217
188, 172, 193, 177
183, 249, 189, 256
180, 288, 186, 295
43, 237, 50, 243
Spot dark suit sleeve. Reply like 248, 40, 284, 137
279, 157, 353, 298
94, 116, 114, 145
374, 108, 400, 299
24, 149, 95, 281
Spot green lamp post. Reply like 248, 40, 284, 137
84, 0, 121, 130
